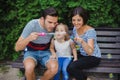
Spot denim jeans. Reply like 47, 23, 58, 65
54, 57, 72, 80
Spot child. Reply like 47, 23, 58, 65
50, 23, 77, 80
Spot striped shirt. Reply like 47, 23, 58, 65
21, 19, 53, 50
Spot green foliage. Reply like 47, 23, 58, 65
66, 0, 120, 27
17, 70, 24, 78
0, 0, 120, 60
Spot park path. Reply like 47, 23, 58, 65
0, 64, 23, 80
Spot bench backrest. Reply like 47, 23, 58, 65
69, 28, 120, 60
94, 28, 120, 71
96, 28, 120, 60
69, 28, 120, 71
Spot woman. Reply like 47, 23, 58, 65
67, 6, 101, 80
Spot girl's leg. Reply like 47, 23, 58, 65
62, 57, 72, 80
54, 58, 63, 80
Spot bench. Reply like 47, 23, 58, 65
12, 28, 120, 80
83, 28, 120, 79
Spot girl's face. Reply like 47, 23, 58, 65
72, 14, 84, 29
55, 25, 66, 40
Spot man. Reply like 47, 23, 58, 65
15, 7, 58, 80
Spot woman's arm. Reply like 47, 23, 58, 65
74, 37, 94, 55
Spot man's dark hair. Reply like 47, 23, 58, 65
41, 7, 58, 18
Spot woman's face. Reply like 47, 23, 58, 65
72, 14, 84, 29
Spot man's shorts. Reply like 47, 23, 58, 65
23, 50, 51, 67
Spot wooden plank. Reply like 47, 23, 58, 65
116, 37, 120, 42
83, 67, 120, 73
12, 56, 120, 68
101, 55, 120, 59
99, 63, 120, 67
12, 63, 24, 68
97, 31, 120, 36
95, 28, 120, 31
99, 62, 120, 67
98, 43, 120, 48
101, 59, 120, 62
100, 49, 120, 54
97, 37, 120, 42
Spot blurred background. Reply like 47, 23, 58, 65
0, 0, 120, 61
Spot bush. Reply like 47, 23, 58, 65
0, 0, 120, 60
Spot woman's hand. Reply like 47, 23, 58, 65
74, 37, 83, 44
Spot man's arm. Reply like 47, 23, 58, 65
15, 32, 39, 51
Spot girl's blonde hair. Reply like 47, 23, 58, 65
55, 23, 70, 41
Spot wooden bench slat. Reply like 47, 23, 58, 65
83, 67, 120, 73
101, 59, 120, 62
97, 37, 120, 42
101, 55, 120, 59
99, 63, 120, 67
95, 28, 120, 31
116, 37, 120, 42
97, 31, 120, 36
98, 43, 120, 48
12, 59, 120, 68
100, 49, 120, 54
12, 63, 24, 68
99, 62, 120, 67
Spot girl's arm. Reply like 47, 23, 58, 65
70, 40, 77, 61
50, 39, 57, 59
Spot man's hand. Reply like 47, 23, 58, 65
27, 32, 39, 41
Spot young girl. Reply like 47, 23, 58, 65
50, 23, 77, 80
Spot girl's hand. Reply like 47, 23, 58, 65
73, 58, 77, 61
50, 54, 57, 60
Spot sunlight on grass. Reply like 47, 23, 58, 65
0, 65, 10, 73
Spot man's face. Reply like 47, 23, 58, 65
44, 15, 58, 32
